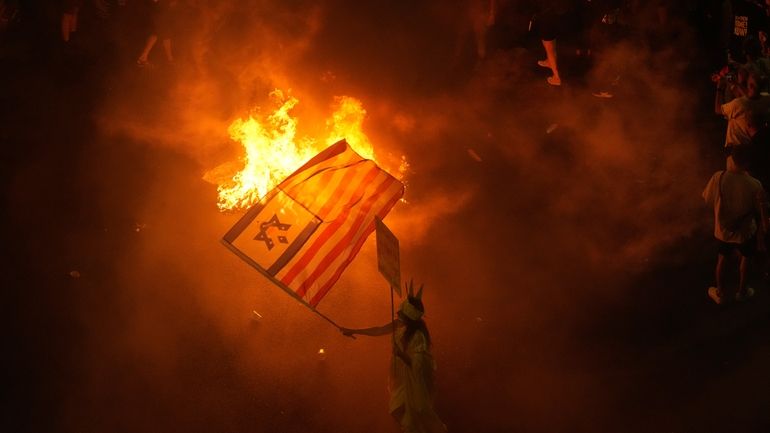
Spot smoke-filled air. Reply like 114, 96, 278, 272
5, 1, 770, 433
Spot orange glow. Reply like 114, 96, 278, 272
213, 90, 403, 212
325, 96, 374, 159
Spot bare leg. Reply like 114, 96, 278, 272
542, 39, 561, 84
71, 8, 78, 32
61, 13, 74, 42
138, 34, 158, 64
738, 254, 748, 294
162, 38, 174, 62
716, 253, 727, 294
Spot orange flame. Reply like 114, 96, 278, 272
214, 90, 402, 212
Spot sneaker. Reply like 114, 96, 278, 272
708, 286, 724, 305
735, 287, 755, 301
547, 76, 561, 86
537, 59, 550, 69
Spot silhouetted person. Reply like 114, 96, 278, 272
341, 282, 445, 433
450, 0, 497, 68
703, 145, 767, 304
726, 0, 766, 63
137, 0, 178, 66
716, 70, 770, 148
535, 0, 571, 86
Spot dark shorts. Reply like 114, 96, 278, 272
718, 237, 756, 257
537, 11, 566, 41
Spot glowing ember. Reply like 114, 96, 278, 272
214, 90, 399, 212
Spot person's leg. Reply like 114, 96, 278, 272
542, 39, 561, 85
138, 34, 158, 64
738, 254, 748, 293
61, 13, 73, 42
472, 12, 488, 60
71, 7, 78, 32
709, 252, 728, 304
162, 38, 174, 62
716, 253, 727, 293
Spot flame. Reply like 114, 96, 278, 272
214, 90, 402, 212
326, 96, 374, 160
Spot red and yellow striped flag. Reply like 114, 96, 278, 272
223, 140, 404, 307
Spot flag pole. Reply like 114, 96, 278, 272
310, 307, 345, 330
390, 284, 396, 344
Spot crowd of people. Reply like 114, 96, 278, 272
705, 1, 770, 305
0, 0, 180, 67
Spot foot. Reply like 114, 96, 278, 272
547, 76, 561, 86
736, 287, 755, 301
592, 91, 613, 98
136, 58, 152, 68
708, 286, 724, 305
537, 59, 550, 69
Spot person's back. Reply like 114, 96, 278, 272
703, 147, 764, 243
723, 94, 770, 146
705, 169, 763, 242
702, 146, 766, 304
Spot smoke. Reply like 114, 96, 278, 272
55, 1, 726, 433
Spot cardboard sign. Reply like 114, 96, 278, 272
375, 217, 401, 296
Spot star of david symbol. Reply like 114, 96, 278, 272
254, 214, 292, 251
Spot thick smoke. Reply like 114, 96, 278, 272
60, 1, 724, 432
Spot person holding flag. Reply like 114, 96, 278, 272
341, 282, 446, 433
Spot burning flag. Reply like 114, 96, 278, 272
223, 139, 404, 308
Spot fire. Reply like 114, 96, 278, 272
214, 90, 401, 212
326, 96, 374, 159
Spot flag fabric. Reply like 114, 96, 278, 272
223, 140, 404, 307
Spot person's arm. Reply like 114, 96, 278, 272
340, 320, 397, 337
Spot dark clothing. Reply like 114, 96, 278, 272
540, 0, 572, 14
718, 236, 757, 257
750, 125, 770, 189
729, 0, 767, 61
537, 9, 566, 41
147, 0, 178, 39
62, 0, 82, 13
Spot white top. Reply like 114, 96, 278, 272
703, 169, 763, 243
722, 95, 770, 148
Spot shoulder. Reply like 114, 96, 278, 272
704, 171, 723, 192
748, 173, 764, 188
723, 97, 743, 113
